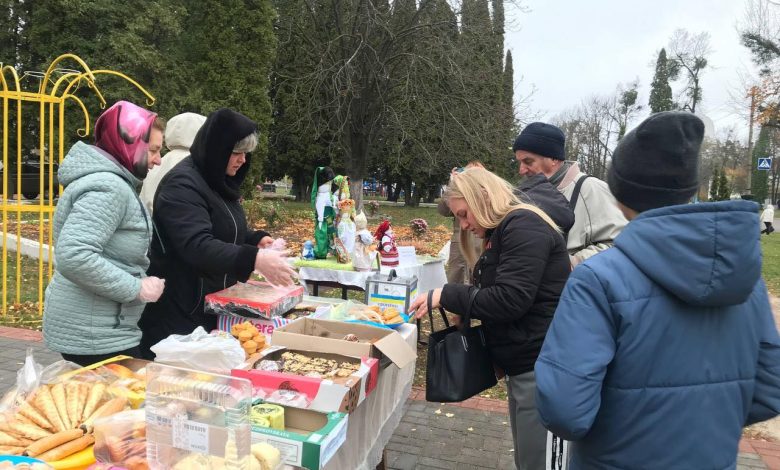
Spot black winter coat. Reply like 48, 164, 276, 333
515, 174, 574, 238
440, 209, 570, 376
139, 109, 268, 358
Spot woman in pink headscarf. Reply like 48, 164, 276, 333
43, 101, 166, 366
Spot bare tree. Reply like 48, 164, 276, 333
668, 29, 712, 113
608, 80, 642, 140
554, 95, 615, 180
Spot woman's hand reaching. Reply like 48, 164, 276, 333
408, 288, 442, 320
255, 249, 296, 287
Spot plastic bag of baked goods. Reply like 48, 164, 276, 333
92, 409, 147, 470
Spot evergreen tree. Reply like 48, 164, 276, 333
265, 0, 332, 200
709, 168, 720, 201
649, 48, 674, 113
752, 125, 771, 203
491, 0, 505, 77
717, 170, 731, 201
165, 0, 277, 197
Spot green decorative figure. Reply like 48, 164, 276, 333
311, 167, 337, 259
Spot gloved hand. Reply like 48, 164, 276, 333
138, 276, 165, 303
270, 238, 287, 251
255, 249, 296, 287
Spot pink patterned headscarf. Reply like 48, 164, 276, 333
94, 101, 157, 179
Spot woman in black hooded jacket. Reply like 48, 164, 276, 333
139, 109, 295, 358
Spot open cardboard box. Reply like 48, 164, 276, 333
232, 347, 379, 414
272, 318, 416, 369
251, 403, 348, 469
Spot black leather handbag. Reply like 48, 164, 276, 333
425, 289, 497, 402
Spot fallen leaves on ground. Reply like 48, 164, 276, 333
0, 301, 42, 330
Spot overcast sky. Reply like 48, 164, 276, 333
505, 0, 761, 140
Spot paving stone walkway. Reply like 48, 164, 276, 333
0, 327, 777, 469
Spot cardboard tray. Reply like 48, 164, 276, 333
233, 347, 379, 414
272, 318, 416, 369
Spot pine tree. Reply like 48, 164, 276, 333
752, 126, 771, 203
710, 168, 720, 201
717, 170, 731, 201
265, 0, 332, 200
649, 48, 674, 113
491, 0, 505, 78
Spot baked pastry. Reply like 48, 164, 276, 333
251, 442, 281, 470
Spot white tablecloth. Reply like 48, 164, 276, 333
323, 323, 417, 469
298, 257, 447, 294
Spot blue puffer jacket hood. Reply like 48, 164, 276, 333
615, 200, 761, 307
535, 200, 780, 470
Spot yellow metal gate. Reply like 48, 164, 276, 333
0, 54, 154, 321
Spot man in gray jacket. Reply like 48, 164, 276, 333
513, 122, 627, 266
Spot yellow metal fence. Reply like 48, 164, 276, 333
0, 54, 154, 316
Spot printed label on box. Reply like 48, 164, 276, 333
172, 418, 210, 454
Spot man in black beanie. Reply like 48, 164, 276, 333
536, 111, 780, 470
513, 122, 626, 266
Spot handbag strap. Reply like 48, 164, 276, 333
426, 288, 480, 333
427, 290, 450, 333
460, 287, 480, 332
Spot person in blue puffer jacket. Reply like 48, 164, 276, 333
535, 111, 780, 470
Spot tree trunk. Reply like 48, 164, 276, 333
293, 172, 308, 202
387, 182, 400, 202
403, 180, 413, 206
350, 178, 364, 212
425, 185, 437, 203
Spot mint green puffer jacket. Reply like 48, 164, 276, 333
43, 141, 151, 355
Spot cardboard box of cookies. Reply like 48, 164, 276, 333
232, 347, 379, 414
272, 318, 416, 370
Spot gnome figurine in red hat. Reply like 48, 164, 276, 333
374, 220, 399, 267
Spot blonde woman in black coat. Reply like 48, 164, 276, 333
410, 167, 570, 470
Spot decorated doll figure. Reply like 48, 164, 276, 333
337, 199, 356, 254
332, 175, 351, 203
374, 220, 399, 267
352, 212, 375, 271
311, 167, 337, 259
302, 240, 315, 260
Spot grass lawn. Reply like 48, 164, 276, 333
0, 253, 49, 329
762, 233, 780, 293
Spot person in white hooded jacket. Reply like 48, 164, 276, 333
761, 202, 775, 234
140, 112, 207, 214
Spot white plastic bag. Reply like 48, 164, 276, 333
0, 348, 41, 412
150, 327, 246, 372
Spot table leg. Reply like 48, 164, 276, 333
341, 287, 348, 300
313, 282, 319, 296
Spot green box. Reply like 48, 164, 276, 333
251, 403, 348, 469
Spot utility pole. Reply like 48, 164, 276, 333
747, 86, 758, 192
